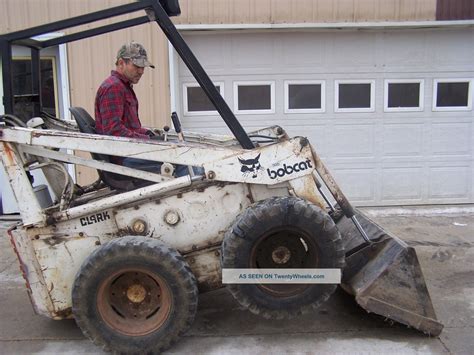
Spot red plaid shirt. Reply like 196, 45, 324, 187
95, 70, 149, 139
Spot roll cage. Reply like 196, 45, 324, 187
0, 0, 254, 149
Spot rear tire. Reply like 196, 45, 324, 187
72, 236, 198, 354
222, 196, 345, 319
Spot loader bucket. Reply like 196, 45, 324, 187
336, 210, 443, 336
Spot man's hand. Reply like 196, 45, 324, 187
146, 129, 165, 141
145, 129, 155, 137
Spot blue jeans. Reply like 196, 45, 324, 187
122, 158, 203, 177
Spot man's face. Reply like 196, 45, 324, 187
117, 59, 145, 84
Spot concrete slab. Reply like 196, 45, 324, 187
0, 210, 472, 354
0, 340, 102, 354
172, 331, 448, 354
439, 327, 474, 355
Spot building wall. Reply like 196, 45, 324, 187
175, 0, 437, 24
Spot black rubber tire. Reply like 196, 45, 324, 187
222, 196, 345, 319
72, 236, 198, 354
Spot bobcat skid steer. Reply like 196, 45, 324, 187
0, 0, 442, 353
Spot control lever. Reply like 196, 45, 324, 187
163, 125, 170, 141
171, 112, 184, 141
170, 112, 194, 176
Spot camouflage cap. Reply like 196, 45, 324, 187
116, 42, 155, 68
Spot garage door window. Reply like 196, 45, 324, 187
183, 83, 223, 115
183, 83, 224, 116
284, 80, 325, 113
335, 80, 375, 113
384, 79, 424, 112
433, 79, 472, 111
234, 81, 275, 114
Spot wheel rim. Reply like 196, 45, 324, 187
97, 267, 172, 336
250, 226, 319, 297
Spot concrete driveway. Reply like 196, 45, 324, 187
0, 207, 472, 354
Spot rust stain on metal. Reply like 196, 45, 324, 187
246, 184, 255, 203
302, 175, 325, 209
8, 227, 33, 295
42, 235, 71, 246
116, 227, 146, 237
54, 307, 72, 318
2, 143, 15, 164
185, 246, 223, 293
183, 241, 222, 256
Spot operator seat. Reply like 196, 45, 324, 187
69, 107, 145, 191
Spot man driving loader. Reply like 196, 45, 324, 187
95, 41, 190, 176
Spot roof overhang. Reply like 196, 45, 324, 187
176, 20, 474, 32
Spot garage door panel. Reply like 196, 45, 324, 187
381, 167, 424, 201
330, 33, 377, 67
431, 123, 471, 156
231, 34, 275, 69
332, 125, 375, 158
331, 168, 377, 204
281, 33, 326, 66
382, 123, 424, 157
382, 32, 428, 66
180, 35, 227, 75
182, 115, 224, 128
429, 166, 471, 200
432, 30, 474, 66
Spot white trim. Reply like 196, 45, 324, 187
384, 79, 424, 113
58, 42, 76, 181
183, 81, 224, 116
168, 41, 181, 116
432, 78, 473, 112
0, 56, 4, 115
233, 81, 275, 115
284, 80, 325, 114
335, 79, 375, 113
168, 42, 176, 113
59, 43, 71, 120
176, 20, 474, 31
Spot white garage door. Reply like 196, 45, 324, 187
177, 28, 474, 206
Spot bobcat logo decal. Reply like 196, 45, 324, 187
238, 153, 263, 178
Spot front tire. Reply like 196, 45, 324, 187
222, 197, 345, 319
72, 236, 198, 354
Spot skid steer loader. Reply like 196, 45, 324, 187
0, 0, 442, 353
